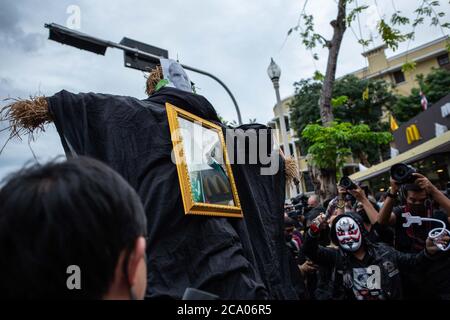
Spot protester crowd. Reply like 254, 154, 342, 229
0, 154, 449, 300
1, 155, 450, 300
284, 166, 450, 300
1, 52, 449, 301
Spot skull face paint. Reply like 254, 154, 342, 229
335, 217, 362, 252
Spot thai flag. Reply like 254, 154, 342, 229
420, 91, 428, 111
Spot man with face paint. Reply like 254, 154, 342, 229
377, 172, 450, 299
303, 212, 445, 300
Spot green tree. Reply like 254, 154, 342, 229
390, 90, 422, 123
289, 79, 322, 154
424, 68, 450, 102
302, 122, 392, 200
391, 68, 450, 123
332, 76, 395, 130
288, 0, 449, 199
290, 75, 395, 165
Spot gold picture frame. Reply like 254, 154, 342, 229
166, 102, 243, 218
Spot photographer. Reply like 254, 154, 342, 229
304, 195, 325, 224
348, 185, 394, 246
303, 212, 447, 300
303, 195, 330, 246
348, 186, 378, 225
378, 172, 450, 250
377, 164, 450, 299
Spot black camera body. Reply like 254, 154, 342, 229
390, 163, 417, 184
288, 194, 309, 218
291, 193, 308, 206
286, 208, 301, 219
339, 177, 368, 207
339, 176, 357, 190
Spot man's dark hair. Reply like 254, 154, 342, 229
0, 157, 147, 299
403, 183, 424, 194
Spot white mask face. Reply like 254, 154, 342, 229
335, 217, 362, 252
160, 58, 192, 93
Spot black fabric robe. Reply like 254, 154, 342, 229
47, 87, 297, 299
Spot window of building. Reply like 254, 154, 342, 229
285, 116, 290, 131
392, 70, 405, 84
280, 144, 295, 156
276, 116, 290, 132
437, 53, 449, 66
342, 165, 358, 176
303, 171, 315, 193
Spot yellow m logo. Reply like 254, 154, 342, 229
406, 124, 421, 144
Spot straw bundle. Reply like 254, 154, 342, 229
0, 96, 51, 153
284, 156, 300, 186
145, 64, 164, 96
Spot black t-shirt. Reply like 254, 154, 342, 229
393, 206, 450, 299
367, 222, 394, 246
345, 253, 387, 300
424, 249, 450, 299
393, 206, 449, 253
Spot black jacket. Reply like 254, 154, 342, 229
303, 230, 433, 300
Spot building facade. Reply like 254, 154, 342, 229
269, 36, 450, 199
351, 35, 449, 95
267, 97, 315, 198
350, 93, 450, 193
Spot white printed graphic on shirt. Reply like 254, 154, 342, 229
352, 265, 384, 300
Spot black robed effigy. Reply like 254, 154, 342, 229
47, 87, 298, 299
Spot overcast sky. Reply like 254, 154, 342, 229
0, 0, 449, 179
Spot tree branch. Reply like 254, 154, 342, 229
319, 0, 347, 126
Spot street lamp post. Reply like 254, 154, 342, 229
267, 58, 291, 157
44, 23, 243, 124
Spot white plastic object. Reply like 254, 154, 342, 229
402, 212, 450, 251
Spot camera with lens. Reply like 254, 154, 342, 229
287, 193, 309, 218
390, 163, 417, 184
291, 193, 308, 207
339, 176, 357, 190
338, 177, 369, 206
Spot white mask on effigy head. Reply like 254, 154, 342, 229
160, 58, 192, 93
